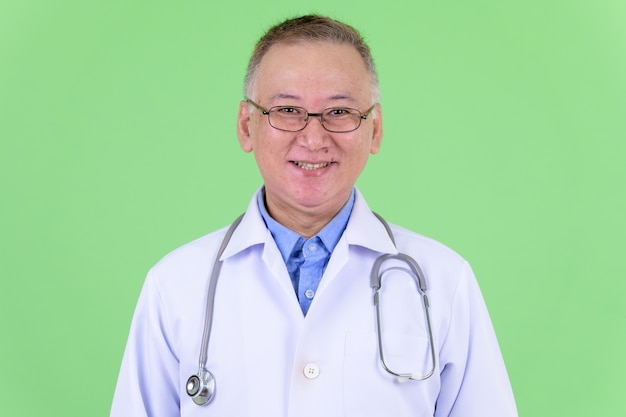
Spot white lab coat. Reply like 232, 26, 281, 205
111, 189, 517, 417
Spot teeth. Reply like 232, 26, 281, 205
293, 161, 331, 170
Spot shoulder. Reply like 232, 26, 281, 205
384, 222, 473, 293
388, 223, 467, 265
145, 225, 230, 286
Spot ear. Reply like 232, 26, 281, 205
237, 100, 254, 153
369, 103, 383, 154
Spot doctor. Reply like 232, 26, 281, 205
110, 15, 517, 417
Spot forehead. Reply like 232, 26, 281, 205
253, 41, 372, 104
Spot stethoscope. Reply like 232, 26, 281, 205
186, 213, 436, 406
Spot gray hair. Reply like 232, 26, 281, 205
244, 15, 380, 103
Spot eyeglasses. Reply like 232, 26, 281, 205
246, 99, 376, 133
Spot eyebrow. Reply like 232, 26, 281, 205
271, 93, 300, 101
270, 93, 358, 105
328, 94, 357, 103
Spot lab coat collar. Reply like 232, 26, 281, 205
220, 187, 398, 260
344, 188, 399, 255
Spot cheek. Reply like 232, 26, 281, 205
251, 137, 283, 169
355, 134, 378, 157
344, 147, 372, 175
244, 121, 268, 153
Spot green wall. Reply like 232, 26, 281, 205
1, 0, 624, 415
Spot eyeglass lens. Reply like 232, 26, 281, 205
269, 106, 363, 132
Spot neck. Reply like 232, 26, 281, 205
263, 191, 349, 238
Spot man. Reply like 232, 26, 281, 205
111, 15, 517, 416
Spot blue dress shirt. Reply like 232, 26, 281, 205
257, 188, 355, 315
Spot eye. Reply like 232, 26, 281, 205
326, 108, 355, 118
275, 106, 304, 116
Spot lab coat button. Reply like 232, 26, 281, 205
303, 363, 320, 379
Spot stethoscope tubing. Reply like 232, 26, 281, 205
198, 214, 244, 368
371, 253, 436, 381
188, 211, 436, 405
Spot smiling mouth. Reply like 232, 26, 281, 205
291, 161, 333, 170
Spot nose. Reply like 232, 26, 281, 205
303, 113, 325, 128
298, 114, 330, 150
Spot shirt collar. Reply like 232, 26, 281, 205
220, 187, 397, 260
257, 187, 355, 263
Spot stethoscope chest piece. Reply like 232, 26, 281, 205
186, 368, 216, 405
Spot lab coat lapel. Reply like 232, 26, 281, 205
219, 193, 266, 260
218, 188, 398, 317
261, 232, 305, 318
313, 189, 398, 300
221, 189, 304, 318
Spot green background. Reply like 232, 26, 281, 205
1, 0, 624, 415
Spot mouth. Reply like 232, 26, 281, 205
291, 161, 334, 170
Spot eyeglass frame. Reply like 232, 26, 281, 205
246, 98, 377, 133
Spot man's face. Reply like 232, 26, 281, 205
237, 41, 382, 226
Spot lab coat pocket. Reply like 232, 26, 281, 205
343, 331, 435, 416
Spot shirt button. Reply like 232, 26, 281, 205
304, 289, 315, 299
303, 363, 320, 379
308, 243, 317, 252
